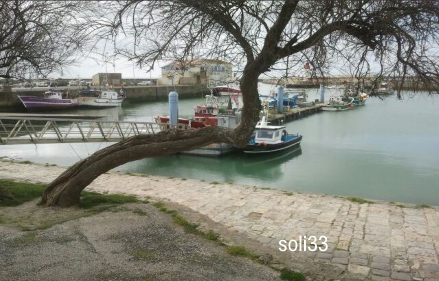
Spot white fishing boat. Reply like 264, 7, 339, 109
375, 82, 394, 95
77, 89, 126, 108
320, 95, 354, 111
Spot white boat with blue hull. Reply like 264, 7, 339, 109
241, 116, 302, 154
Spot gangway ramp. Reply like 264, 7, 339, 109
0, 117, 166, 145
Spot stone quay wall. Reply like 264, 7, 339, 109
0, 84, 211, 109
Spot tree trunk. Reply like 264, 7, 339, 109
42, 74, 260, 207
43, 127, 226, 206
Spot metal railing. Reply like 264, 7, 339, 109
0, 117, 167, 145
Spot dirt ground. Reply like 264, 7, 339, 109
0, 196, 357, 281
0, 199, 288, 281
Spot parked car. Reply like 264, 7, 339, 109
79, 80, 88, 86
68, 80, 79, 86
35, 81, 49, 87
137, 81, 153, 86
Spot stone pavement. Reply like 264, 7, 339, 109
1, 160, 438, 281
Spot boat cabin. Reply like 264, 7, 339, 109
194, 105, 220, 117
248, 116, 287, 145
100, 90, 122, 100
378, 82, 389, 90
43, 91, 63, 99
252, 127, 286, 144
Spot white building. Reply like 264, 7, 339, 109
157, 59, 234, 86
92, 73, 122, 86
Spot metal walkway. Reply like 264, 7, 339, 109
0, 117, 168, 145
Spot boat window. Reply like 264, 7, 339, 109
257, 130, 273, 139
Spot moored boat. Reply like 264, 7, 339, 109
283, 89, 307, 107
18, 90, 78, 111
210, 83, 241, 97
240, 115, 302, 154
155, 96, 242, 156
295, 98, 314, 108
179, 114, 241, 156
321, 95, 354, 111
259, 95, 277, 109
194, 94, 241, 118
154, 116, 207, 129
374, 82, 394, 95
343, 87, 369, 107
76, 88, 125, 108
350, 92, 368, 106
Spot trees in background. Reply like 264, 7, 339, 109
36, 0, 439, 206
0, 0, 88, 80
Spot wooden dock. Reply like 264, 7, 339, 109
267, 103, 323, 125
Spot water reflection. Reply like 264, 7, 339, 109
2, 88, 439, 206
235, 147, 303, 178
119, 147, 303, 182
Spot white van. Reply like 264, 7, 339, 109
137, 81, 153, 86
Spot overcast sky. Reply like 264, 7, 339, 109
51, 57, 165, 80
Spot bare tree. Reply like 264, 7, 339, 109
42, 0, 439, 207
0, 0, 88, 80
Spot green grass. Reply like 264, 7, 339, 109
172, 214, 200, 234
226, 245, 259, 260
78, 191, 139, 209
152, 202, 221, 239
132, 209, 148, 216
416, 204, 431, 209
153, 202, 200, 234
283, 191, 293, 196
347, 197, 374, 204
0, 179, 47, 207
0, 179, 143, 209
151, 200, 307, 280
204, 230, 220, 241
390, 202, 407, 208
16, 160, 33, 164
11, 233, 39, 245
131, 249, 156, 260
280, 268, 305, 281
152, 202, 167, 211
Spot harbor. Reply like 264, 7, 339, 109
1, 83, 438, 280
2, 1, 439, 280
0, 87, 438, 207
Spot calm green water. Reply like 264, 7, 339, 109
1, 87, 438, 206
